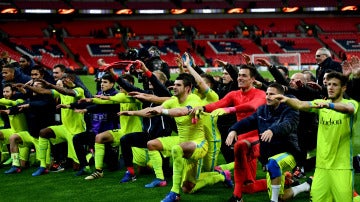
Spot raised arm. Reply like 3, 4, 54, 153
175, 54, 186, 74
183, 52, 210, 94
256, 58, 289, 86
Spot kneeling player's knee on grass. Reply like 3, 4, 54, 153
182, 181, 195, 193
39, 128, 53, 138
266, 159, 281, 179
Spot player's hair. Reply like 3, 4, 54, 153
200, 73, 216, 89
21, 54, 32, 62
33, 80, 46, 88
62, 69, 76, 82
176, 73, 195, 89
316, 47, 331, 57
268, 82, 285, 95
239, 64, 257, 78
326, 72, 348, 87
3, 83, 16, 92
101, 73, 115, 83
153, 70, 167, 84
53, 64, 66, 72
32, 65, 45, 76
301, 70, 316, 82
121, 74, 135, 85
2, 63, 16, 71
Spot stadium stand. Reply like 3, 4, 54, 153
194, 39, 262, 65
261, 37, 323, 64
319, 33, 360, 58
0, 14, 359, 70
302, 17, 360, 33
242, 18, 302, 34
120, 19, 178, 36
53, 20, 118, 37
64, 37, 124, 68
8, 37, 79, 69
0, 42, 21, 62
0, 21, 47, 37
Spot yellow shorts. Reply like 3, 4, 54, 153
158, 136, 180, 158
0, 128, 15, 144
49, 125, 79, 163
310, 168, 353, 202
266, 152, 296, 197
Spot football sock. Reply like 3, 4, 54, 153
148, 150, 164, 180
19, 146, 29, 162
11, 153, 20, 167
171, 145, 184, 194
45, 141, 51, 165
219, 162, 235, 171
190, 172, 224, 193
270, 184, 281, 202
291, 181, 310, 197
94, 143, 105, 170
127, 167, 135, 176
38, 137, 49, 167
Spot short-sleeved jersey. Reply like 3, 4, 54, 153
193, 88, 219, 105
0, 98, 28, 132
92, 92, 143, 134
52, 87, 86, 134
309, 98, 358, 169
162, 94, 204, 143
196, 88, 220, 142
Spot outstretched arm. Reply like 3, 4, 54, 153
119, 107, 155, 117
20, 83, 52, 95
120, 105, 190, 118
311, 100, 356, 114
146, 105, 192, 117
41, 79, 77, 96
128, 91, 171, 104
272, 94, 356, 114
271, 94, 310, 111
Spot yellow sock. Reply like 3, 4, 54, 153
94, 143, 105, 170
38, 137, 49, 167
190, 172, 224, 193
11, 153, 20, 167
149, 150, 164, 180
170, 145, 184, 194
219, 162, 234, 171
